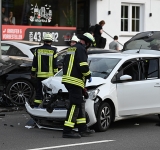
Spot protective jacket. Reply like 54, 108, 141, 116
62, 43, 91, 88
31, 44, 58, 78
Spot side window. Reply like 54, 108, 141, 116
141, 58, 159, 79
113, 59, 139, 82
1, 43, 10, 55
6, 45, 27, 57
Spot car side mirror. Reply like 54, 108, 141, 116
120, 75, 132, 81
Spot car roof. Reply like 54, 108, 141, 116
88, 52, 160, 59
57, 48, 119, 55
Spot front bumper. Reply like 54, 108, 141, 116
25, 98, 97, 127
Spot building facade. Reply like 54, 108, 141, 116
1, 0, 160, 49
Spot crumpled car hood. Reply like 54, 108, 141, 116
42, 76, 106, 94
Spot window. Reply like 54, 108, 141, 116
140, 58, 159, 79
113, 58, 159, 83
121, 3, 142, 33
1, 43, 27, 57
117, 60, 139, 81
2, 0, 76, 27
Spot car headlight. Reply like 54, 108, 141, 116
88, 89, 99, 100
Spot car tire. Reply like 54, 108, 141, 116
6, 79, 34, 106
94, 102, 112, 132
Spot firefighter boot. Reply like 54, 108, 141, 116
63, 131, 81, 138
79, 128, 95, 137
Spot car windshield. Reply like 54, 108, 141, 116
56, 57, 120, 79
123, 31, 160, 51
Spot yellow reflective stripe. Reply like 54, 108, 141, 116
49, 55, 53, 74
37, 72, 53, 77
76, 118, 86, 124
68, 105, 76, 122
38, 54, 41, 73
54, 68, 58, 73
64, 121, 75, 128
79, 62, 88, 66
38, 49, 54, 56
82, 71, 91, 76
54, 53, 57, 58
31, 67, 36, 71
67, 54, 74, 76
34, 99, 42, 104
62, 75, 84, 88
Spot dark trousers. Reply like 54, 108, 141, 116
63, 84, 87, 134
95, 36, 101, 48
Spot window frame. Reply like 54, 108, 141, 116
121, 3, 144, 35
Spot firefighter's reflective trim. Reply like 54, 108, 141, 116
76, 118, 86, 124
31, 67, 36, 71
67, 51, 75, 55
49, 55, 53, 74
68, 105, 76, 122
54, 68, 58, 73
79, 62, 88, 66
82, 70, 91, 76
38, 53, 41, 73
62, 75, 84, 88
54, 53, 57, 58
64, 121, 75, 128
67, 54, 74, 76
37, 72, 54, 78
34, 99, 42, 104
64, 105, 76, 128
37, 49, 54, 56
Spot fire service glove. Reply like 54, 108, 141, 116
88, 77, 92, 82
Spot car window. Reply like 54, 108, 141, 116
1, 44, 10, 55
56, 57, 121, 79
88, 58, 120, 79
140, 58, 159, 79
1, 43, 27, 57
114, 59, 139, 82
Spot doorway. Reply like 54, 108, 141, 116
77, 0, 90, 34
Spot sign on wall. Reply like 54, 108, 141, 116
30, 3, 52, 24
2, 25, 76, 46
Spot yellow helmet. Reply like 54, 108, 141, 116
78, 32, 96, 45
42, 33, 53, 42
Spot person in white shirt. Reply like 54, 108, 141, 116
9, 11, 16, 25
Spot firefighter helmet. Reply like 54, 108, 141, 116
71, 35, 79, 42
78, 32, 95, 44
42, 33, 53, 42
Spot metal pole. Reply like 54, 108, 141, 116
0, 0, 2, 59
103, 30, 124, 46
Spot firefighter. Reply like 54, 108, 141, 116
31, 33, 58, 107
70, 35, 79, 46
62, 32, 95, 138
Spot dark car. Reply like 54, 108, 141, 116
0, 56, 34, 106
0, 48, 120, 106
122, 31, 160, 54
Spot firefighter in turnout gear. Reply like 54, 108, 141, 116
62, 33, 95, 138
31, 33, 58, 107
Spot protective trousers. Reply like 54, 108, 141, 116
34, 77, 45, 106
63, 84, 87, 134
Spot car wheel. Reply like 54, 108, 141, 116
6, 80, 34, 106
94, 102, 112, 132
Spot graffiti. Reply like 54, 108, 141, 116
30, 3, 52, 23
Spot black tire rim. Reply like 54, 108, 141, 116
9, 81, 32, 105
100, 106, 111, 129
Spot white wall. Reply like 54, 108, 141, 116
90, 0, 160, 50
